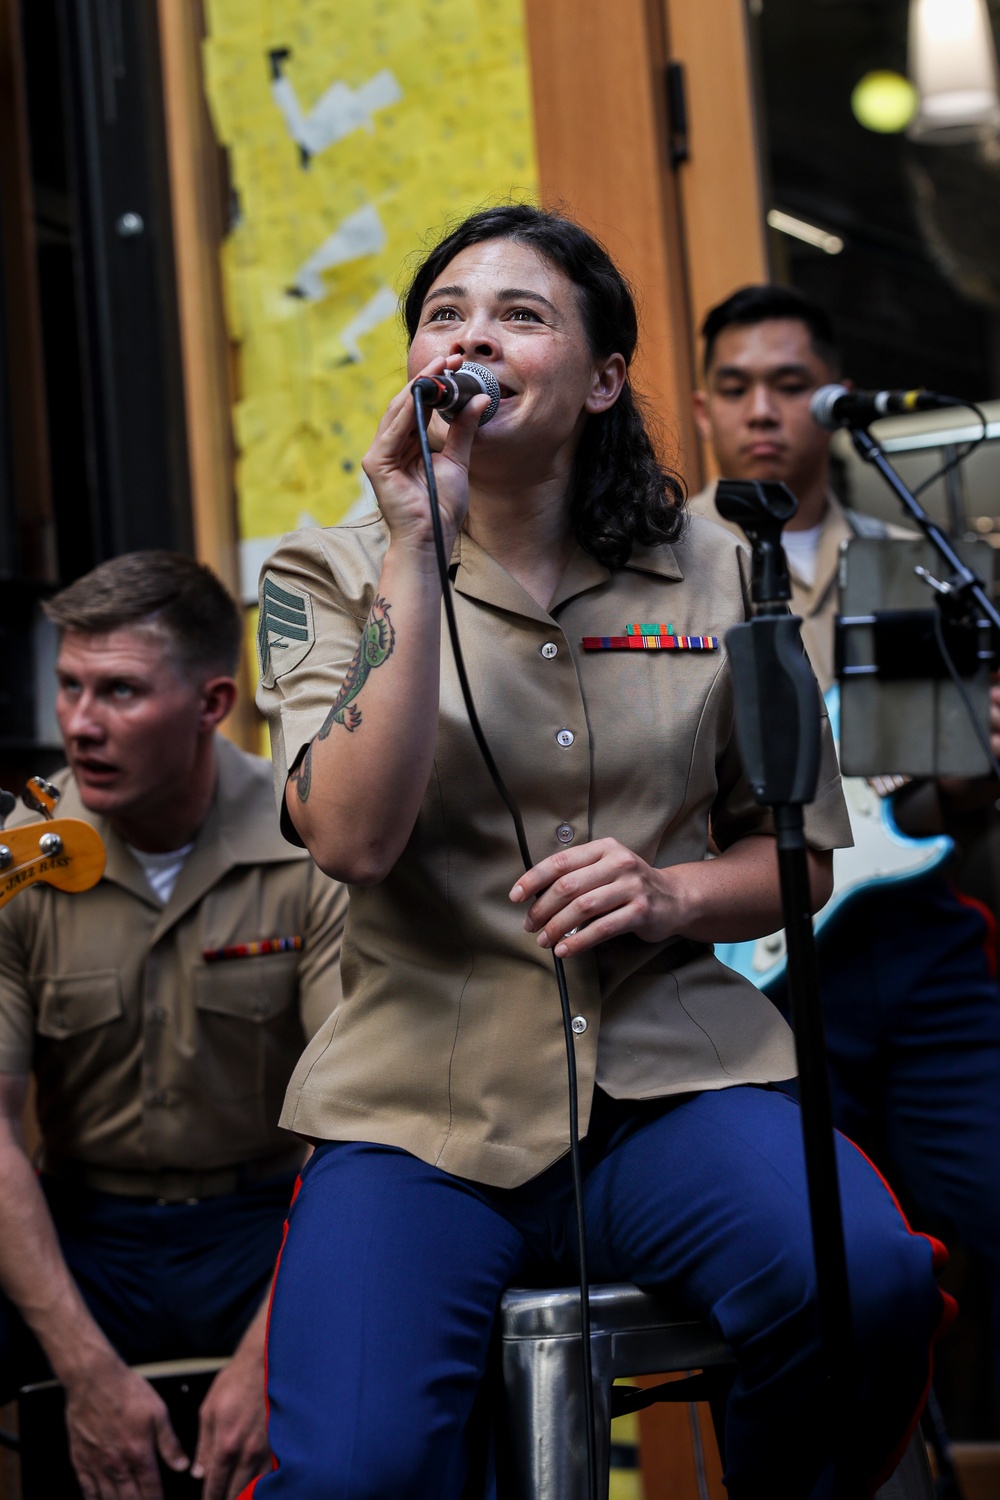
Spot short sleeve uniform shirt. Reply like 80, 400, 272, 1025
0, 738, 347, 1176
258, 512, 851, 1188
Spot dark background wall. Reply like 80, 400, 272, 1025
0, 0, 193, 775
756, 0, 1000, 401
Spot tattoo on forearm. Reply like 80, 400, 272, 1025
289, 596, 395, 805
289, 741, 313, 803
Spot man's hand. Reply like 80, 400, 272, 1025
192, 1319, 271, 1499
64, 1355, 189, 1500
0, 1086, 189, 1498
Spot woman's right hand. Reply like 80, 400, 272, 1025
362, 354, 489, 554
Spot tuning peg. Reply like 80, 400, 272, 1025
22, 776, 60, 821
0, 789, 15, 831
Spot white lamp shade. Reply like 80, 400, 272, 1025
908, 0, 1000, 140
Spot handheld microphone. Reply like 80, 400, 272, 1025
810, 384, 953, 431
411, 361, 502, 426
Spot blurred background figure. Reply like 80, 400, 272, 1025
688, 285, 1000, 1457
0, 552, 346, 1500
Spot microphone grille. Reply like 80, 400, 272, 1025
458, 361, 502, 425
810, 384, 849, 431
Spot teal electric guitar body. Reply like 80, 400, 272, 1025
714, 686, 953, 994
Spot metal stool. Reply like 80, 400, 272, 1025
498, 1282, 936, 1500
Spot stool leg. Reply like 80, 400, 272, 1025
500, 1332, 614, 1499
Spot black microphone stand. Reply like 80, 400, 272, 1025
716, 479, 865, 1500
849, 425, 1000, 645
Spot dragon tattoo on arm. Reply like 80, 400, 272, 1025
289, 596, 395, 805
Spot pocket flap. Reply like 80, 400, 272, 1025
37, 971, 123, 1039
192, 952, 299, 1023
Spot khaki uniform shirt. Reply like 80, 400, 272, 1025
0, 737, 347, 1181
687, 484, 910, 694
258, 514, 851, 1188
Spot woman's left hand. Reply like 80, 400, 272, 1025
509, 838, 685, 958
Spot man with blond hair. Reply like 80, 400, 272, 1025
0, 551, 346, 1500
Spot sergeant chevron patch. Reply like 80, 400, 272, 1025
258, 574, 315, 687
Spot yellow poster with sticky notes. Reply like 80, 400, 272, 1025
201, 0, 537, 601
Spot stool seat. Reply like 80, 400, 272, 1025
501, 1282, 733, 1368
499, 1282, 935, 1500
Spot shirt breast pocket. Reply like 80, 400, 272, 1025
191, 954, 303, 1103
37, 972, 123, 1040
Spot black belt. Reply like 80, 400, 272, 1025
41, 1146, 305, 1202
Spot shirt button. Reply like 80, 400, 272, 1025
150, 1007, 167, 1025
148, 1090, 167, 1107
556, 823, 575, 844
541, 642, 559, 659
571, 1016, 588, 1035
556, 729, 575, 747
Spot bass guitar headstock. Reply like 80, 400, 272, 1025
0, 778, 106, 911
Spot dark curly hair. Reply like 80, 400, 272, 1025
402, 205, 685, 570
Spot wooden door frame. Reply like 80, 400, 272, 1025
523, 0, 702, 487
525, 0, 768, 492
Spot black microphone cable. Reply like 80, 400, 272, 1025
412, 383, 599, 1500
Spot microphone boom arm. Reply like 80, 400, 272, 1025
849, 426, 1000, 650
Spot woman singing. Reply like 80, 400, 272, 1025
252, 206, 949, 1498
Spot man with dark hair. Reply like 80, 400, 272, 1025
699, 283, 841, 379
688, 288, 1000, 1375
691, 284, 869, 686
0, 551, 347, 1500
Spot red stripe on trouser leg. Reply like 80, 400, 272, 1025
236, 1173, 303, 1500
838, 1134, 958, 1496
950, 883, 998, 977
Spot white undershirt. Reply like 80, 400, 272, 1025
128, 843, 195, 904
781, 523, 823, 587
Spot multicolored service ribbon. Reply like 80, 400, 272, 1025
202, 935, 303, 964
582, 634, 718, 651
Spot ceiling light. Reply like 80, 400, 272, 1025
908, 0, 1000, 142
852, 71, 919, 133
766, 210, 844, 256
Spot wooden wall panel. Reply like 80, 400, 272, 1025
662, 0, 769, 476
155, 0, 236, 587
637, 1393, 726, 1500
523, 0, 701, 486
155, 0, 258, 750
662, 0, 769, 334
